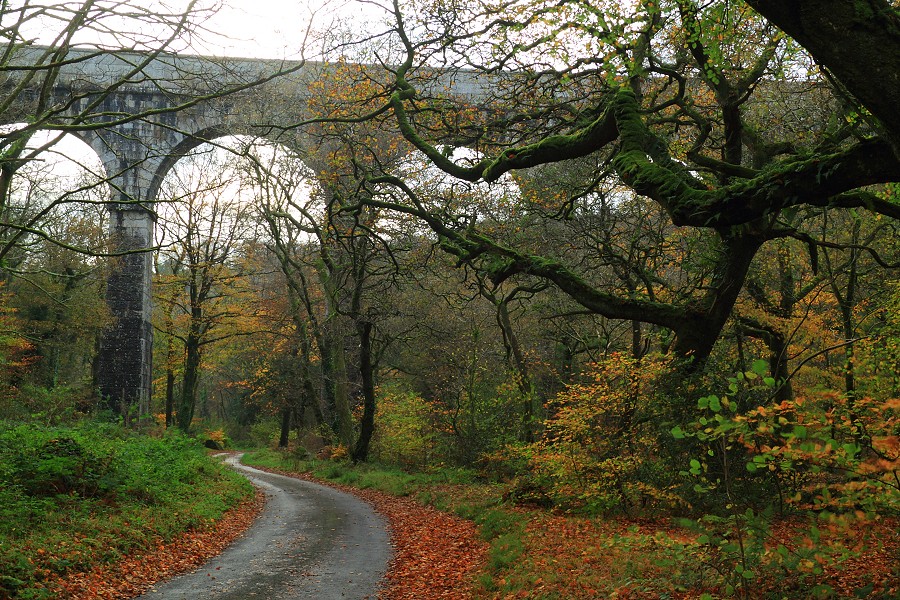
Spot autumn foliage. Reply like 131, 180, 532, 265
505, 354, 678, 513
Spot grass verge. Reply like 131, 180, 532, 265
0, 421, 253, 599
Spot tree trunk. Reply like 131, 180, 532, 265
672, 229, 765, 368
315, 259, 354, 446
177, 332, 201, 432
279, 406, 291, 448
769, 330, 792, 402
737, 317, 793, 403
495, 296, 538, 442
165, 369, 175, 428
298, 365, 325, 429
352, 320, 376, 463
322, 328, 354, 447
631, 320, 646, 360
843, 319, 856, 399
295, 322, 325, 431
746, 0, 900, 159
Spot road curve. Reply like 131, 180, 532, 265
137, 455, 391, 600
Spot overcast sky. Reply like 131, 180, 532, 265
11, 0, 393, 181
191, 0, 390, 59
4, 0, 390, 60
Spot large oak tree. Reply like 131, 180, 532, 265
320, 0, 900, 374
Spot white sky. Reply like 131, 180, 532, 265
6, 0, 392, 161
180, 0, 391, 59
6, 0, 391, 60
6, 0, 393, 201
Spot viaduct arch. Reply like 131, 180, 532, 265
5, 46, 488, 416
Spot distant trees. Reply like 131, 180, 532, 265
239, 141, 341, 446
242, 128, 402, 461
154, 144, 260, 432
0, 133, 110, 418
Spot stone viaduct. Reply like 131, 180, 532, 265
2, 46, 488, 416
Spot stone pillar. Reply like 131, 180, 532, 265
97, 205, 154, 419
86, 108, 168, 420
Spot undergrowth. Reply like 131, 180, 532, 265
0, 421, 252, 599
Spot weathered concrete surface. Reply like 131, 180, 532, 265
137, 455, 390, 599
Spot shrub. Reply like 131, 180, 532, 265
506, 354, 680, 514
369, 385, 438, 469
672, 366, 899, 518
197, 428, 230, 450
671, 363, 900, 598
0, 423, 122, 498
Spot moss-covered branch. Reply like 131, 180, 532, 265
695, 139, 900, 227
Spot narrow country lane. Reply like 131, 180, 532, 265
137, 455, 391, 600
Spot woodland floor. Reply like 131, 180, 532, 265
44, 457, 899, 600
46, 489, 266, 599
43, 457, 488, 600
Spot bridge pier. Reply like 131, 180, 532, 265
97, 206, 155, 420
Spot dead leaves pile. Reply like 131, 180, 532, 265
45, 490, 265, 599
357, 491, 488, 599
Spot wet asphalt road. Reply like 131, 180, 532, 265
137, 454, 391, 599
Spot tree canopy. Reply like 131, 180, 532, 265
314, 0, 900, 370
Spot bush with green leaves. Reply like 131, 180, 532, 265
0, 421, 252, 599
670, 360, 899, 598
672, 360, 899, 516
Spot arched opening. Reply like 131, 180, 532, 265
154, 135, 320, 251
152, 134, 320, 431
0, 126, 113, 417
0, 127, 110, 270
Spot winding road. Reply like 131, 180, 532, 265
138, 455, 391, 599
